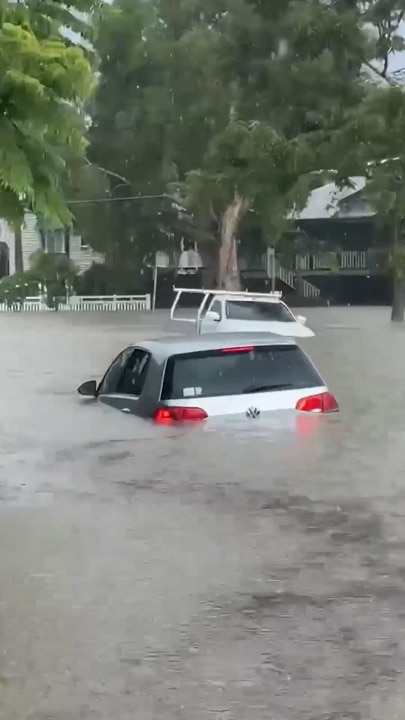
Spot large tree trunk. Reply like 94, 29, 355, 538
14, 225, 23, 273
391, 271, 405, 322
390, 216, 405, 322
218, 192, 248, 290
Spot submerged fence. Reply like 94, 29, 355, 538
0, 294, 151, 312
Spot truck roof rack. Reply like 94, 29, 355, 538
170, 286, 283, 333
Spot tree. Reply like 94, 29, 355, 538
88, 0, 370, 288
172, 0, 371, 288
360, 0, 405, 83
361, 2, 405, 321
344, 87, 405, 321
81, 0, 184, 272
0, 0, 100, 272
7, 0, 103, 43
0, 270, 39, 309
29, 249, 78, 308
327, 2, 405, 320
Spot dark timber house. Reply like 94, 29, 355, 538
241, 177, 391, 306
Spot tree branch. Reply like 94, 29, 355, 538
362, 58, 391, 84
363, 9, 405, 83
392, 10, 404, 33
84, 158, 132, 186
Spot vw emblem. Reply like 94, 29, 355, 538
246, 407, 260, 419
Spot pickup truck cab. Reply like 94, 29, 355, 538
170, 288, 314, 338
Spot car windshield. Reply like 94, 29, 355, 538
225, 300, 294, 322
161, 345, 323, 400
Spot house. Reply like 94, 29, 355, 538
0, 181, 391, 305
282, 176, 390, 304
0, 212, 104, 278
239, 176, 392, 304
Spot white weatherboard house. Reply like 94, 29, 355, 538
0, 213, 151, 311
1, 212, 103, 277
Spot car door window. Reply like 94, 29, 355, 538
115, 349, 151, 396
97, 347, 134, 395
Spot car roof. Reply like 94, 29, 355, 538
219, 295, 283, 304
131, 332, 297, 360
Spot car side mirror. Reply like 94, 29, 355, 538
206, 310, 221, 322
78, 380, 97, 397
296, 315, 307, 325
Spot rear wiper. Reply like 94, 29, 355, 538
243, 383, 295, 394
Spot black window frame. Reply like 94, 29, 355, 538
209, 299, 222, 319
97, 347, 134, 396
115, 348, 151, 397
97, 347, 151, 397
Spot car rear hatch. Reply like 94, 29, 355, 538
156, 343, 334, 420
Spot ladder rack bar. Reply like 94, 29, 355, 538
196, 292, 211, 334
169, 287, 197, 322
173, 287, 282, 299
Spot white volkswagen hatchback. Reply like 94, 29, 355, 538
78, 333, 338, 422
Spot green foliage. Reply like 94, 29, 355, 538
7, 0, 103, 42
329, 3, 405, 285
74, 261, 147, 295
85, 0, 372, 268
0, 0, 99, 227
361, 1, 405, 78
0, 271, 39, 308
68, 160, 112, 252
83, 0, 405, 290
30, 249, 78, 282
29, 249, 78, 307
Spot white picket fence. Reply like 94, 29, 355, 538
0, 294, 151, 312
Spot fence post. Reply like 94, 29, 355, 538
145, 294, 151, 311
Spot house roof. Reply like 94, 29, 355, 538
295, 176, 367, 221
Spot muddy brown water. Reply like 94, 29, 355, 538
0, 306, 405, 719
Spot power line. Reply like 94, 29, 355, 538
67, 194, 171, 204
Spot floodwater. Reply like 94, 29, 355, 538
1, 306, 405, 720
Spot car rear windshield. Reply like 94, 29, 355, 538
225, 300, 294, 322
161, 345, 323, 400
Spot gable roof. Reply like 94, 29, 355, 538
295, 176, 368, 221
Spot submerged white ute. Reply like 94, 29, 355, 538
170, 287, 315, 338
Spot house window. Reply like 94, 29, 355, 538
45, 229, 65, 254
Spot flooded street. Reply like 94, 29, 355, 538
1, 306, 405, 719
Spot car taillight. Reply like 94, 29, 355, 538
154, 407, 208, 423
296, 392, 338, 414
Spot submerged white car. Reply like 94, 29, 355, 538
78, 332, 338, 421
170, 288, 314, 338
